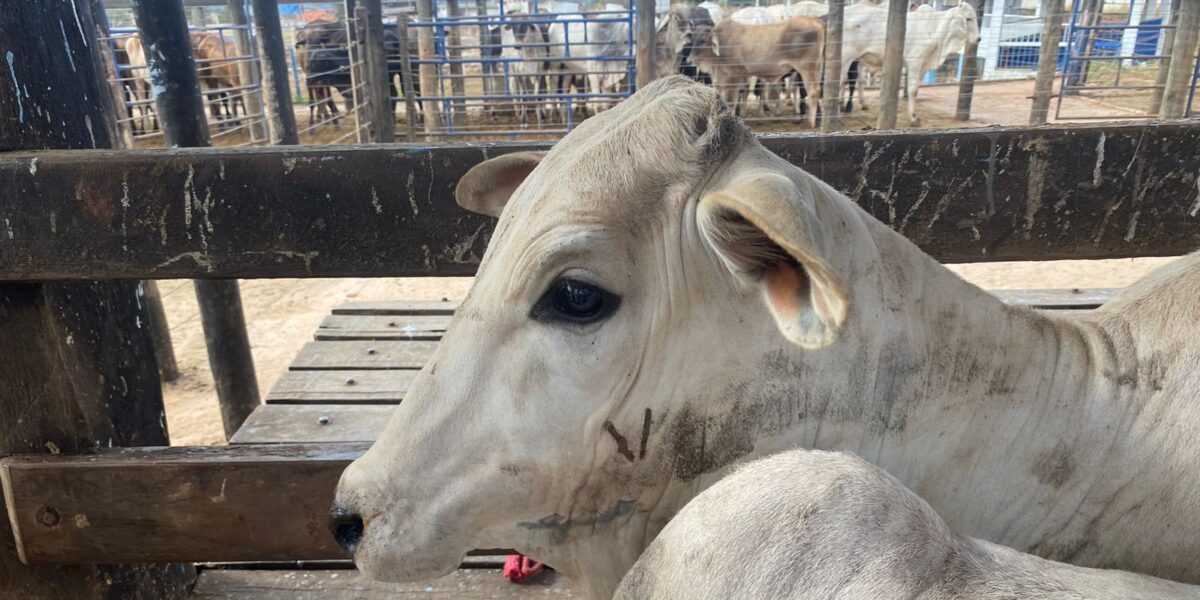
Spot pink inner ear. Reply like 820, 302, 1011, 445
763, 261, 807, 322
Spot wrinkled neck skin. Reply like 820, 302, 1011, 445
541, 167, 1145, 600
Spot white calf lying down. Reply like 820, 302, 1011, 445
617, 451, 1200, 600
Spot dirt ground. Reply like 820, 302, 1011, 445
157, 76, 1179, 445
161, 257, 1178, 446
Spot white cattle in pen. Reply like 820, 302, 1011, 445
333, 78, 1200, 600
698, 0, 724, 25
546, 2, 630, 115
500, 16, 551, 126
841, 1, 980, 125
618, 450, 1200, 600
730, 6, 778, 25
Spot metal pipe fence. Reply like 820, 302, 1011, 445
101, 3, 270, 147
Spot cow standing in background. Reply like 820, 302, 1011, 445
841, 1, 980, 125
191, 32, 245, 128
116, 35, 157, 135
688, 15, 825, 126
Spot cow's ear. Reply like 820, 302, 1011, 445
455, 151, 545, 218
698, 172, 848, 350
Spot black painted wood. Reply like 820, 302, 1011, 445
0, 1, 192, 598
1, 122, 1199, 281
129, 0, 261, 437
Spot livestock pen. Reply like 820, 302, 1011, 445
4, 0, 1200, 598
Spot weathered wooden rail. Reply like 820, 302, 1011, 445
3, 121, 1200, 282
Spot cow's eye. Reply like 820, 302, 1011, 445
532, 278, 619, 325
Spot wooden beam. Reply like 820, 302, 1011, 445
191, 567, 578, 599
2, 123, 1200, 282
230, 405, 393, 443
1, 444, 369, 564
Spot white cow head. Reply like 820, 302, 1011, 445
332, 77, 886, 598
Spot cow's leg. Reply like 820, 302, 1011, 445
793, 64, 820, 128
844, 60, 858, 113
587, 71, 603, 116
907, 76, 921, 128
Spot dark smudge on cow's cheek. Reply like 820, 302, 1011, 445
666, 389, 761, 482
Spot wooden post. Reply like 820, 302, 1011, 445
397, 15, 421, 142
226, 0, 268, 143
1159, 0, 1200, 118
955, 0, 986, 121
416, 0, 442, 133
248, 0, 299, 144
635, 0, 656, 89
1029, 0, 1066, 125
0, 1, 192, 597
820, 0, 845, 131
130, 0, 262, 439
445, 0, 467, 120
1150, 0, 1180, 113
876, 0, 907, 129
361, 1, 396, 143
143, 281, 181, 382
194, 278, 261, 437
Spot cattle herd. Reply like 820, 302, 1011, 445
114, 30, 253, 136
109, 1, 979, 137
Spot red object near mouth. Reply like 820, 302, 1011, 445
503, 554, 545, 583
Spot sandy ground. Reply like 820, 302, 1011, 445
161, 257, 1178, 446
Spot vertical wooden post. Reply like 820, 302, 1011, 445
226, 0, 268, 143
876, 0, 907, 129
635, 0, 656, 89
397, 15, 421, 142
445, 0, 467, 119
1150, 0, 1180, 113
1159, 0, 1200, 118
955, 0, 986, 121
143, 281, 181, 382
361, 0, 396, 142
249, 0, 300, 145
1029, 0, 1066, 125
194, 278, 261, 438
0, 1, 192, 597
416, 0, 442, 133
820, 0, 845, 131
131, 0, 262, 439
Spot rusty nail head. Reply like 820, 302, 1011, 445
346, 377, 357, 385
36, 506, 61, 528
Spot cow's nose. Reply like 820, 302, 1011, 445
329, 505, 364, 554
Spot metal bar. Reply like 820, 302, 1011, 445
130, 0, 261, 440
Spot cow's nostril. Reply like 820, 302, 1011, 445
329, 506, 365, 554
